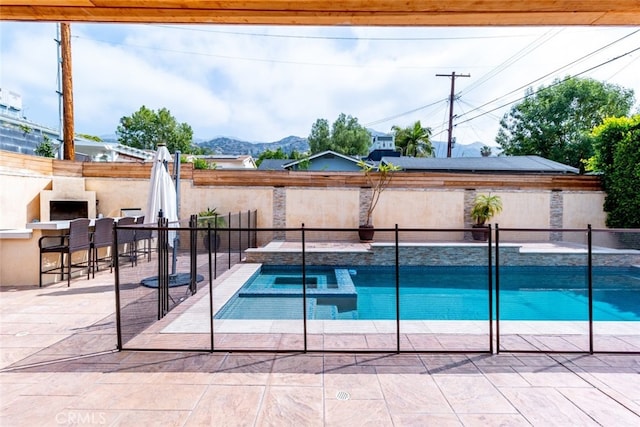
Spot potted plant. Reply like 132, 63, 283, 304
470, 193, 502, 241
357, 160, 400, 241
197, 207, 226, 251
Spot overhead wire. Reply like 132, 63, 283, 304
456, 29, 640, 120
455, 44, 640, 127
151, 24, 539, 41
460, 28, 563, 96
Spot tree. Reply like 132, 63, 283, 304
34, 135, 55, 158
391, 120, 433, 157
308, 113, 370, 156
330, 113, 371, 156
496, 77, 634, 171
116, 105, 194, 153
256, 147, 288, 167
77, 133, 102, 142
586, 115, 640, 228
358, 160, 400, 227
480, 145, 492, 157
308, 119, 331, 154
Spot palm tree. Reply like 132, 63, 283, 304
480, 145, 492, 157
392, 121, 433, 157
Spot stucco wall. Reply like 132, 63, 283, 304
563, 192, 607, 228
0, 173, 52, 228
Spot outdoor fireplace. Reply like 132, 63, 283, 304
38, 177, 96, 222
49, 200, 89, 221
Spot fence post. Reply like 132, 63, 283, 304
213, 213, 218, 279
488, 223, 493, 354
227, 212, 232, 269
113, 221, 123, 351
189, 214, 197, 295
302, 223, 307, 352
495, 223, 500, 354
247, 210, 251, 250
209, 217, 215, 352
238, 210, 242, 261
395, 224, 400, 353
588, 224, 593, 354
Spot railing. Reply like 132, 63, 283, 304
113, 222, 640, 354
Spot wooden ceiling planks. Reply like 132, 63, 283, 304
1, 1, 639, 25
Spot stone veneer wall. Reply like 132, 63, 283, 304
245, 244, 640, 267
550, 190, 563, 241
273, 187, 286, 240
359, 187, 373, 225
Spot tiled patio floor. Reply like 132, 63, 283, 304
2, 266, 640, 426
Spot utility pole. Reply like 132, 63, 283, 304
60, 23, 75, 160
436, 72, 470, 157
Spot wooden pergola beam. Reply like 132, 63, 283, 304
1, 1, 639, 25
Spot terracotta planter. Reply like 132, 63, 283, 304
471, 224, 489, 241
358, 224, 375, 242
202, 233, 221, 251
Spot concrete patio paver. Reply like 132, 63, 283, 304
2, 270, 640, 426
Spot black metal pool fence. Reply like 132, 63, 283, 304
113, 218, 640, 355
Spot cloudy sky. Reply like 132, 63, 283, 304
1, 23, 639, 146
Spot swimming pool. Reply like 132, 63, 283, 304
214, 265, 640, 321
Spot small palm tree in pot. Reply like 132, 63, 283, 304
470, 193, 502, 241
198, 207, 226, 251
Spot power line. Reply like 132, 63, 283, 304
363, 98, 446, 127
456, 29, 640, 120
460, 28, 563, 96
455, 45, 640, 127
152, 25, 540, 41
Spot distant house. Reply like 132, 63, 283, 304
257, 159, 290, 171
381, 155, 579, 174
371, 132, 395, 151
283, 150, 363, 171
257, 150, 365, 171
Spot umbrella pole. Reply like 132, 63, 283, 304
172, 151, 181, 276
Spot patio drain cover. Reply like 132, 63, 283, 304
336, 391, 351, 401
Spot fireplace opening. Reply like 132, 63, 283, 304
50, 201, 89, 221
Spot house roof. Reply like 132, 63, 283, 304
382, 155, 580, 174
282, 150, 361, 169
257, 159, 289, 170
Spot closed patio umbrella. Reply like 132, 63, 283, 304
146, 143, 178, 248
141, 144, 202, 300
145, 143, 179, 281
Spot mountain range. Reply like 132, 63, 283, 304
101, 132, 495, 157
195, 135, 495, 158
196, 135, 308, 156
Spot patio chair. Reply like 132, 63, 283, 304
135, 215, 153, 262
39, 218, 91, 287
116, 216, 137, 267
91, 217, 114, 278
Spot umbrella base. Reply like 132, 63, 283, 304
140, 273, 204, 288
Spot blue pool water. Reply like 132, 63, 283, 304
214, 266, 640, 321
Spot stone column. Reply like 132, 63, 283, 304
273, 186, 286, 240
359, 187, 373, 225
550, 190, 563, 242
463, 189, 477, 241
